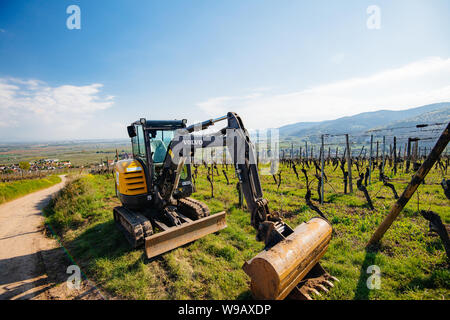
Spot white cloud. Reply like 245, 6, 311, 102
196, 57, 450, 129
0, 78, 114, 133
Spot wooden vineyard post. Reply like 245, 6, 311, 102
256, 131, 260, 166
367, 122, 450, 246
369, 135, 373, 184
416, 140, 419, 160
406, 137, 412, 173
382, 136, 386, 176
413, 140, 418, 161
321, 134, 325, 204
393, 136, 397, 175
238, 181, 243, 208
376, 140, 379, 165
346, 134, 353, 193
222, 146, 226, 166
305, 141, 308, 162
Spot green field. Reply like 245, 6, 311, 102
0, 175, 62, 205
0, 140, 131, 167
44, 162, 449, 300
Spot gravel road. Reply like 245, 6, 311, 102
0, 176, 104, 300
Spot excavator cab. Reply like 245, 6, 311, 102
114, 119, 226, 256
127, 120, 193, 199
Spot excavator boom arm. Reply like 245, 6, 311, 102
159, 112, 288, 243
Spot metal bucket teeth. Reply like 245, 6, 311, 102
323, 280, 334, 288
285, 270, 339, 300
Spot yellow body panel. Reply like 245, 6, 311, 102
114, 159, 147, 196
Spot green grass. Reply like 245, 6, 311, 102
0, 141, 131, 167
44, 162, 449, 300
0, 175, 62, 204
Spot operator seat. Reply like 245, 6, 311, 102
151, 140, 167, 163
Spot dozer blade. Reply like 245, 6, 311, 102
243, 217, 334, 300
145, 211, 227, 259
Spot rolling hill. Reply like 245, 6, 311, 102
279, 102, 450, 139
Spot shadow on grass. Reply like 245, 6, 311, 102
326, 193, 346, 203
405, 266, 450, 291
236, 289, 253, 300
0, 247, 65, 300
67, 220, 133, 263
282, 205, 309, 218
353, 247, 378, 300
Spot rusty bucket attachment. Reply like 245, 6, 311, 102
145, 211, 227, 259
243, 217, 336, 300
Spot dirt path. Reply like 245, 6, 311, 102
0, 176, 104, 300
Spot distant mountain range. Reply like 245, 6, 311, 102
279, 102, 450, 140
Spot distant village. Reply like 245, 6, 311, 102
0, 151, 132, 175
0, 159, 72, 174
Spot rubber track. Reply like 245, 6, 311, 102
177, 197, 210, 220
113, 206, 153, 248
114, 197, 209, 248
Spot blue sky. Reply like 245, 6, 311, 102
0, 0, 449, 141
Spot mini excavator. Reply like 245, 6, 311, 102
113, 112, 337, 300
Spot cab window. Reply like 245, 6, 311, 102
150, 130, 174, 163
131, 135, 139, 156
132, 125, 146, 159
137, 125, 146, 157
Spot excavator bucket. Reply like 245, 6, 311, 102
243, 217, 335, 300
145, 211, 227, 259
